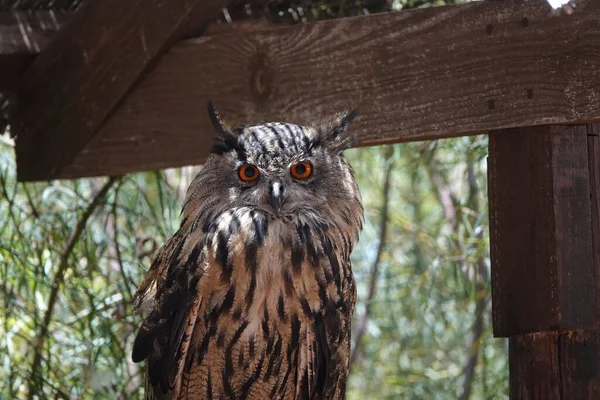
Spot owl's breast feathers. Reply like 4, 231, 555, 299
132, 206, 361, 399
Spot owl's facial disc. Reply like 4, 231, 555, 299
200, 110, 360, 221
232, 162, 319, 218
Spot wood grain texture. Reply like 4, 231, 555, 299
0, 11, 71, 89
588, 127, 600, 323
11, 0, 231, 181
39, 0, 600, 180
0, 0, 81, 10
488, 125, 595, 337
0, 11, 70, 54
0, 53, 32, 90
509, 331, 600, 400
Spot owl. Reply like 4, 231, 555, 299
131, 102, 364, 399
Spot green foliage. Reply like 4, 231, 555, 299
0, 139, 190, 398
346, 138, 508, 399
0, 128, 507, 398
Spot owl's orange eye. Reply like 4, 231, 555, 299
238, 165, 259, 182
290, 161, 312, 179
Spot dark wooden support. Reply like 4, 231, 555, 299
589, 128, 600, 322
489, 125, 595, 336
0, 11, 72, 90
11, 0, 231, 181
11, 0, 600, 181
0, 14, 264, 91
489, 124, 600, 398
509, 331, 600, 399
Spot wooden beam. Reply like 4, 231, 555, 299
509, 330, 600, 399
0, 11, 72, 90
0, 13, 257, 135
0, 54, 32, 91
11, 0, 231, 181
488, 125, 595, 336
503, 125, 600, 399
589, 127, 600, 323
0, 14, 264, 91
26, 0, 599, 180
0, 11, 71, 55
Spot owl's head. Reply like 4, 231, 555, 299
182, 102, 362, 226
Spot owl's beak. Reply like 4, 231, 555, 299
268, 180, 284, 213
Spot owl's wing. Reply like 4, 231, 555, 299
132, 228, 206, 398
307, 306, 353, 400
310, 259, 356, 399
312, 314, 332, 398
132, 231, 182, 318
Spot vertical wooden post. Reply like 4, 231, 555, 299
589, 128, 600, 321
488, 125, 600, 399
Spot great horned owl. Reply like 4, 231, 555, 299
132, 102, 364, 399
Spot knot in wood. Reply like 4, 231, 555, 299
250, 52, 273, 103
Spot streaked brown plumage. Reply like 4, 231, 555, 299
132, 102, 363, 399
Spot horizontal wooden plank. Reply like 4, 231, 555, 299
0, 11, 71, 89
30, 0, 600, 180
11, 0, 231, 181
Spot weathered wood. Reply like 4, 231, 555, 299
11, 0, 231, 181
0, 54, 32, 90
488, 125, 595, 337
495, 126, 600, 397
32, 0, 599, 180
0, 11, 71, 89
509, 330, 600, 399
589, 127, 600, 322
0, 0, 81, 10
0, 11, 70, 54
0, 15, 270, 90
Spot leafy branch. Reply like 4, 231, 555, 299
426, 142, 489, 400
458, 151, 489, 400
350, 149, 394, 369
27, 176, 119, 399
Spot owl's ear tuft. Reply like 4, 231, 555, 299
314, 109, 358, 154
207, 100, 242, 156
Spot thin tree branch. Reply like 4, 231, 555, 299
110, 179, 134, 301
458, 152, 489, 400
425, 144, 489, 400
349, 152, 394, 369
458, 257, 488, 400
21, 182, 40, 219
428, 160, 459, 231
27, 176, 118, 399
